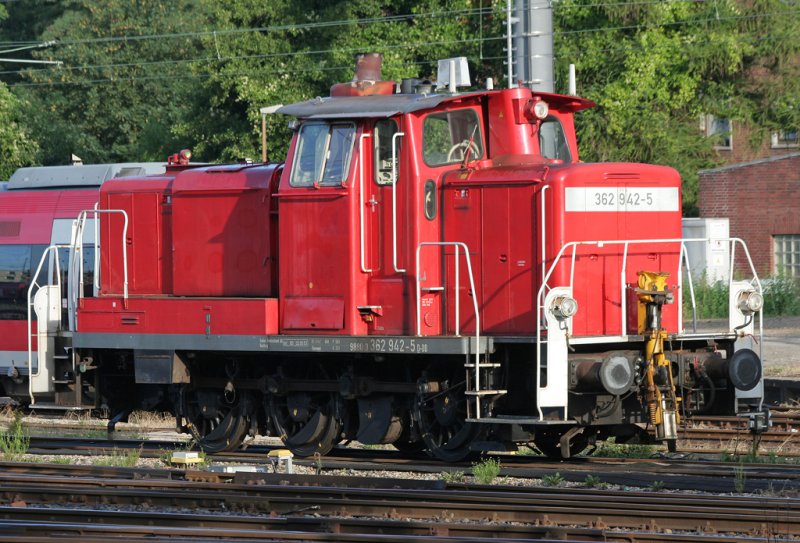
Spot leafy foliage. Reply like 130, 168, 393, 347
555, 0, 800, 214
0, 84, 38, 179
0, 0, 796, 209
0, 413, 30, 462
9, 0, 214, 164
684, 274, 800, 319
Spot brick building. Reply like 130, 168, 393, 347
698, 152, 800, 276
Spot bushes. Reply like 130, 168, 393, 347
683, 274, 800, 319
763, 275, 800, 316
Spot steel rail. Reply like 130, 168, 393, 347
0, 513, 754, 543
1, 473, 798, 536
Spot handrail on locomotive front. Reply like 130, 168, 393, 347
535, 236, 764, 421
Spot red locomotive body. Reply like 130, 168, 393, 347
8, 56, 766, 459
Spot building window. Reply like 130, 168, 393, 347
774, 235, 800, 277
771, 129, 799, 149
701, 114, 732, 150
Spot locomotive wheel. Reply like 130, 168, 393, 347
182, 387, 249, 454
269, 365, 341, 457
413, 369, 483, 462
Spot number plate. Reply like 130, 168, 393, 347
565, 187, 679, 212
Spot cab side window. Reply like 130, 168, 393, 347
422, 109, 483, 167
374, 119, 399, 185
290, 121, 356, 187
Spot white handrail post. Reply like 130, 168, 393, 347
391, 132, 406, 273
454, 243, 460, 336
415, 243, 423, 336
621, 241, 629, 336
458, 241, 481, 417
93, 202, 100, 294
121, 210, 129, 301
358, 133, 372, 273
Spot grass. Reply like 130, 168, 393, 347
733, 464, 746, 493
515, 445, 541, 456
127, 411, 173, 431
684, 273, 800, 319
583, 474, 605, 488
472, 458, 501, 484
93, 447, 142, 468
440, 470, 465, 483
592, 438, 657, 459
720, 451, 800, 465
0, 413, 30, 462
48, 457, 72, 465
650, 480, 666, 491
541, 472, 564, 487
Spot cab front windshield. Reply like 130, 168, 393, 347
290, 121, 356, 187
539, 116, 571, 163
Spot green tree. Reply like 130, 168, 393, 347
553, 0, 800, 214
0, 4, 39, 179
13, 0, 214, 164
0, 85, 39, 179
182, 0, 488, 162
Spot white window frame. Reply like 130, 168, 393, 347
771, 129, 799, 149
773, 234, 800, 277
701, 114, 733, 150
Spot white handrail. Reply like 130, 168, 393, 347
416, 241, 482, 411
391, 132, 406, 273
75, 209, 130, 300
27, 244, 68, 405
93, 202, 100, 295
535, 236, 763, 420
358, 133, 373, 273
415, 241, 480, 340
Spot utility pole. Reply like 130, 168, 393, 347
508, 0, 554, 93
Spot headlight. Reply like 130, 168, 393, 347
737, 290, 764, 315
550, 295, 578, 320
533, 100, 549, 120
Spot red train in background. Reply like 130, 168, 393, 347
2, 54, 768, 459
0, 162, 165, 405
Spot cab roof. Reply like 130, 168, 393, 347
277, 89, 595, 120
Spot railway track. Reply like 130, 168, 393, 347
0, 466, 796, 541
7, 436, 800, 494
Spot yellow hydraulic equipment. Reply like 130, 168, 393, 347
635, 271, 680, 452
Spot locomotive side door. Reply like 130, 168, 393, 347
364, 118, 410, 335
278, 120, 370, 336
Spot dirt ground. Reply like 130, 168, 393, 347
758, 316, 800, 377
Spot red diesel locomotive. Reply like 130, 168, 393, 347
11, 55, 766, 459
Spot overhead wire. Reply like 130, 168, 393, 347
1, 4, 797, 86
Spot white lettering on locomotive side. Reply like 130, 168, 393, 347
564, 186, 679, 212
